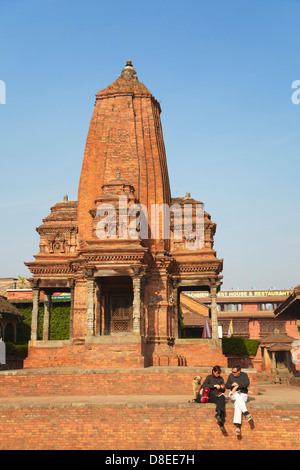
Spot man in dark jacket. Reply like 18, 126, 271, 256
225, 364, 252, 434
201, 365, 226, 426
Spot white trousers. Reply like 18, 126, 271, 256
229, 392, 248, 424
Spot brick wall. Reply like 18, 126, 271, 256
248, 319, 260, 338
24, 342, 146, 369
0, 367, 258, 397
175, 339, 227, 367
24, 338, 229, 369
0, 402, 298, 450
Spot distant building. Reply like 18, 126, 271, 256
0, 278, 18, 296
274, 284, 300, 321
181, 289, 299, 372
182, 289, 297, 339
0, 295, 24, 342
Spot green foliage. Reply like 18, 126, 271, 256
5, 342, 28, 358
15, 301, 71, 344
47, 302, 70, 340
179, 306, 185, 330
18, 275, 27, 287
16, 304, 32, 344
222, 337, 260, 357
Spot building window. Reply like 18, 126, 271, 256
218, 303, 242, 312
259, 321, 285, 336
258, 303, 277, 311
220, 320, 249, 338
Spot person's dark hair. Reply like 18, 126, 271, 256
212, 365, 221, 373
232, 364, 241, 372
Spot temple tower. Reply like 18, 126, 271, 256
78, 60, 171, 250
25, 61, 224, 368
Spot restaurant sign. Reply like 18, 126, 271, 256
188, 290, 291, 298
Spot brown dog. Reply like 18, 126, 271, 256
192, 376, 202, 400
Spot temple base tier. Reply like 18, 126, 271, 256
24, 336, 227, 369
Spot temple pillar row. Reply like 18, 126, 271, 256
30, 281, 75, 342
29, 276, 220, 342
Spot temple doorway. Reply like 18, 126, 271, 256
100, 276, 134, 335
109, 293, 133, 333
275, 351, 287, 369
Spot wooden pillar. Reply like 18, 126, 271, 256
172, 280, 179, 339
132, 275, 142, 334
271, 351, 276, 371
69, 280, 75, 341
42, 291, 52, 340
95, 281, 102, 335
210, 284, 219, 340
86, 277, 95, 337
263, 347, 272, 372
31, 286, 40, 341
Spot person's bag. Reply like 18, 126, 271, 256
196, 387, 210, 403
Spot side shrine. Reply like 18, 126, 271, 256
24, 61, 225, 369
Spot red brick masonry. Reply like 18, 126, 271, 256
0, 402, 299, 450
0, 366, 258, 396
24, 338, 229, 369
0, 367, 298, 450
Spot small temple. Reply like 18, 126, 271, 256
24, 60, 225, 368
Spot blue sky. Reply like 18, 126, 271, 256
0, 0, 299, 290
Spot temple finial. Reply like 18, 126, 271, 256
121, 59, 137, 79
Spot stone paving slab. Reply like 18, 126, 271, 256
0, 385, 298, 409
0, 366, 257, 376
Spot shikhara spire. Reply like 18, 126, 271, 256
78, 58, 171, 248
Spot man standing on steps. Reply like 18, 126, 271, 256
225, 364, 253, 435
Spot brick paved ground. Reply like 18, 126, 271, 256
0, 383, 298, 406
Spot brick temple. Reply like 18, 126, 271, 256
24, 60, 225, 368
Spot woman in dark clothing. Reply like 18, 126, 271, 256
202, 365, 226, 425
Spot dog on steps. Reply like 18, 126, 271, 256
191, 376, 202, 401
